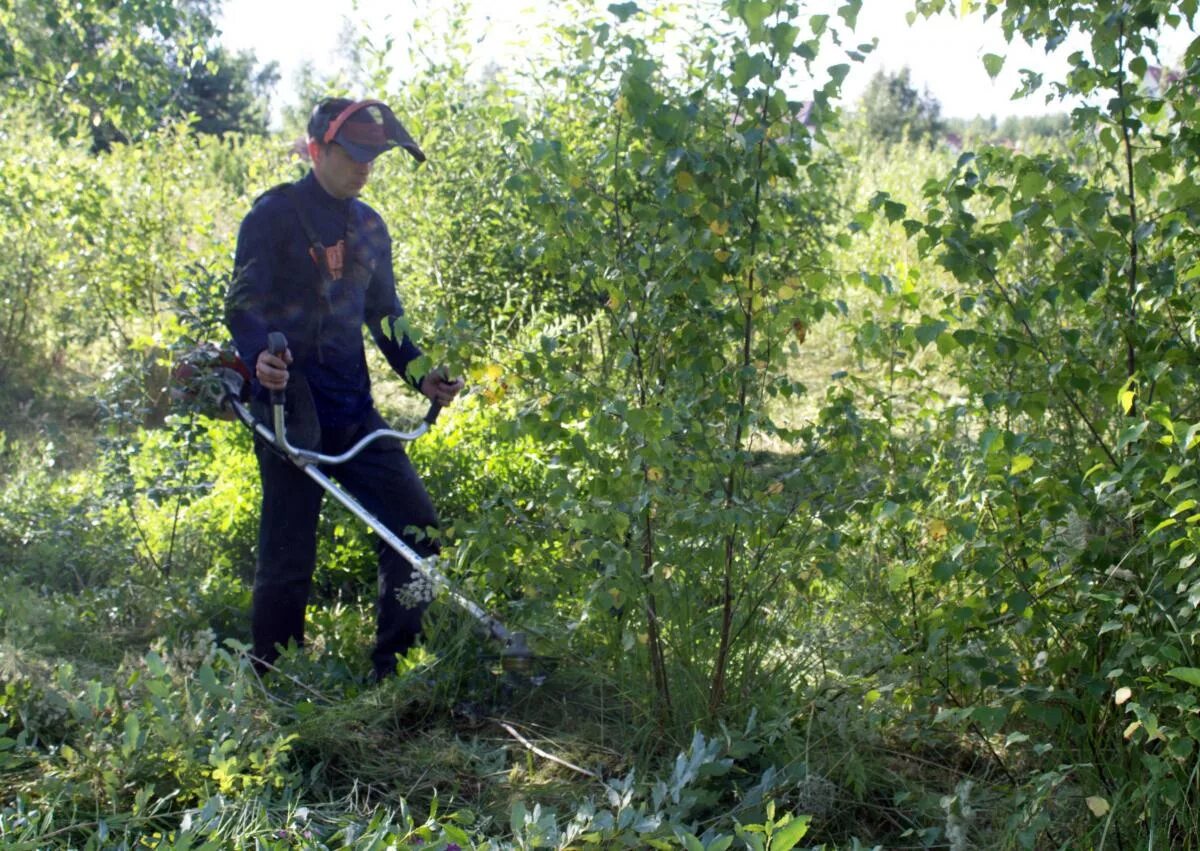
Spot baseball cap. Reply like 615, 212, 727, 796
309, 98, 426, 164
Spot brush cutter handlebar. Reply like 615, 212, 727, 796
262, 331, 439, 467
266, 331, 288, 409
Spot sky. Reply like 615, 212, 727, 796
216, 0, 1197, 125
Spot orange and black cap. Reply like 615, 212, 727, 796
307, 98, 425, 164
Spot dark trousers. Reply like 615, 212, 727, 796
251, 404, 439, 679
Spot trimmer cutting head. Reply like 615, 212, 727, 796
500, 632, 534, 674
484, 630, 555, 689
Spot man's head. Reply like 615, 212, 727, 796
306, 98, 425, 198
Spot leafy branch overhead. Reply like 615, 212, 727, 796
0, 0, 278, 145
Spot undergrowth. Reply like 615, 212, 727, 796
0, 399, 1026, 850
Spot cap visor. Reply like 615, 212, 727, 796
401, 141, 426, 163
336, 140, 386, 163
335, 137, 426, 164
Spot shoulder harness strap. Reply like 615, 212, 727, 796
275, 184, 336, 285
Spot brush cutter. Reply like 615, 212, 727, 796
213, 332, 533, 673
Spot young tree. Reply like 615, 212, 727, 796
178, 46, 279, 137
858, 67, 945, 146
864, 0, 1200, 843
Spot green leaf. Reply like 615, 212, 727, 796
510, 800, 527, 837
1019, 171, 1047, 197
1186, 422, 1200, 450
932, 559, 959, 582
1010, 454, 1034, 475
770, 815, 812, 851
915, 319, 948, 346
837, 0, 861, 29
982, 53, 1005, 79
740, 830, 767, 851
739, 0, 773, 33
608, 2, 640, 21
770, 23, 801, 56
827, 63, 851, 87
1167, 667, 1200, 687
732, 52, 768, 88
122, 713, 141, 757
442, 824, 471, 844
1117, 421, 1148, 451
972, 705, 1009, 733
1151, 517, 1177, 535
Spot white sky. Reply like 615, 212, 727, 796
217, 0, 1197, 124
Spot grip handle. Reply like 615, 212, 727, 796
266, 332, 288, 407
424, 402, 443, 425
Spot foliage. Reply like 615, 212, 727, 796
343, 0, 871, 736
0, 442, 134, 594
460, 0, 861, 734
849, 0, 1200, 845
0, 113, 294, 426
0, 0, 277, 147
0, 0, 208, 143
358, 15, 598, 335
0, 114, 103, 387
945, 112, 1073, 144
856, 68, 946, 147
177, 44, 280, 138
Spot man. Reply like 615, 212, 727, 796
226, 97, 464, 681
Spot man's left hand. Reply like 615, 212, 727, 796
420, 370, 466, 406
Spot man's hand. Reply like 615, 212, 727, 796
420, 369, 465, 406
256, 346, 292, 391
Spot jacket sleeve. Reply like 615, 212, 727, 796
226, 200, 276, 372
362, 216, 425, 389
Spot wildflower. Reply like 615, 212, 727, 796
394, 574, 435, 607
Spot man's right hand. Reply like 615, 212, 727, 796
256, 347, 293, 391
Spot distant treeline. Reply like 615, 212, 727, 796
855, 68, 1073, 147
945, 112, 1073, 142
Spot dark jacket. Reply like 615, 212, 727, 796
227, 171, 423, 429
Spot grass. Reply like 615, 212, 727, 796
2, 505, 999, 848
286, 663, 642, 819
